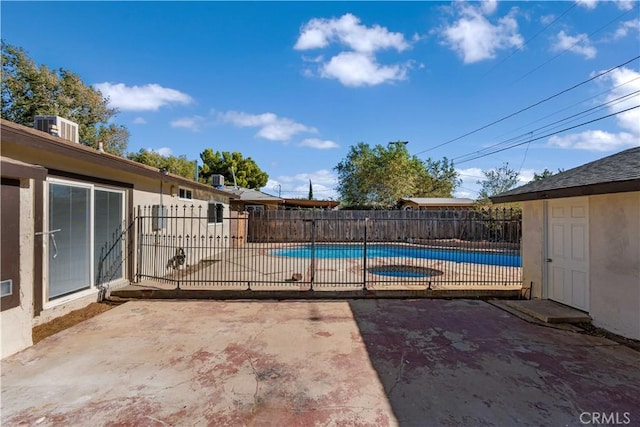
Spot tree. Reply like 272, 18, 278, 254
531, 168, 564, 182
477, 163, 520, 200
127, 149, 196, 180
199, 149, 268, 189
308, 180, 313, 200
334, 142, 460, 208
1, 42, 129, 155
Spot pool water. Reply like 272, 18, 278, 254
271, 244, 521, 267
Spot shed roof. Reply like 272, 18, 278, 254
222, 187, 283, 203
491, 147, 640, 203
400, 197, 475, 206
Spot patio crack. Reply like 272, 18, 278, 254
387, 350, 407, 397
246, 353, 261, 411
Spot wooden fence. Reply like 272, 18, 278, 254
247, 209, 521, 244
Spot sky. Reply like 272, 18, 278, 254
2, 0, 639, 200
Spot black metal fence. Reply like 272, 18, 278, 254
135, 206, 522, 291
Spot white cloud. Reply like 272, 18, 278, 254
576, 0, 598, 10
295, 13, 410, 53
298, 138, 339, 149
218, 111, 316, 141
615, 0, 636, 11
152, 147, 173, 156
320, 52, 409, 87
576, 0, 635, 11
440, 4, 524, 64
94, 83, 193, 111
613, 19, 640, 40
517, 168, 536, 185
295, 13, 413, 87
540, 14, 556, 25
548, 130, 638, 151
132, 117, 147, 124
170, 116, 206, 131
456, 167, 484, 199
266, 170, 338, 199
481, 0, 498, 15
551, 31, 597, 59
547, 67, 640, 151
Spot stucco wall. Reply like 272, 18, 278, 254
1, 180, 35, 358
521, 200, 545, 299
589, 192, 640, 340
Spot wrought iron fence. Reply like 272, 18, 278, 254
135, 206, 522, 291
95, 218, 134, 300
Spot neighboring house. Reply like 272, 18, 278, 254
1, 118, 234, 358
491, 147, 640, 340
283, 198, 340, 210
221, 185, 284, 212
399, 197, 475, 210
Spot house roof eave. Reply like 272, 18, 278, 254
490, 178, 640, 203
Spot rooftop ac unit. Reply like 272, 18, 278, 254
211, 174, 225, 187
34, 116, 79, 144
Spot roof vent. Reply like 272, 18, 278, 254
211, 174, 225, 188
34, 116, 79, 143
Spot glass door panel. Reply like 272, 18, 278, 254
48, 183, 91, 299
94, 190, 124, 284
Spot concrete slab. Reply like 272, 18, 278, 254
505, 299, 592, 323
2, 300, 639, 426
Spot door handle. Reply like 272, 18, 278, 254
36, 229, 61, 259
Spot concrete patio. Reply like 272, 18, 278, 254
2, 299, 639, 426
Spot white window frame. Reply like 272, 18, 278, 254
178, 187, 193, 201
207, 202, 225, 224
43, 178, 126, 309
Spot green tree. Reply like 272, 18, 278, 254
531, 168, 563, 182
334, 142, 460, 208
127, 149, 196, 180
308, 180, 313, 200
199, 149, 268, 189
1, 41, 129, 155
477, 163, 520, 200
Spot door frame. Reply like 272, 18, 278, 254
543, 196, 590, 311
43, 177, 127, 308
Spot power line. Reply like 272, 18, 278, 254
481, 1, 578, 79
455, 104, 640, 165
415, 55, 640, 156
489, 76, 640, 142
511, 4, 639, 85
454, 89, 640, 163
455, 97, 637, 164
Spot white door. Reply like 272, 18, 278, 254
547, 197, 589, 311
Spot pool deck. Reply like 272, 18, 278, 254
2, 299, 639, 426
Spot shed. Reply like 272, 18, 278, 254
491, 147, 640, 340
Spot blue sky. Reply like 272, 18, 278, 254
3, 1, 639, 199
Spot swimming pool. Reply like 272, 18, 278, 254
271, 244, 521, 267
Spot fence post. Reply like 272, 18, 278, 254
310, 219, 316, 291
136, 205, 142, 283
363, 217, 368, 291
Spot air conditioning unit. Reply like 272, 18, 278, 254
34, 116, 79, 144
211, 174, 225, 188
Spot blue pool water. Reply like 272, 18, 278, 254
271, 244, 521, 267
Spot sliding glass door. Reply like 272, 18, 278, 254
47, 181, 125, 302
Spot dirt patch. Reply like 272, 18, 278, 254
576, 322, 640, 353
32, 301, 122, 344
